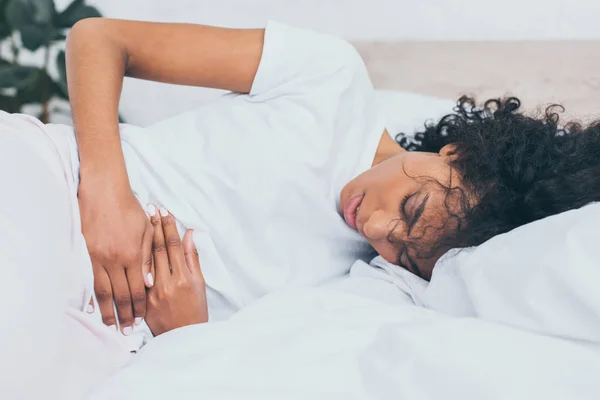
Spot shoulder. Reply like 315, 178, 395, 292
265, 21, 366, 72
250, 21, 372, 98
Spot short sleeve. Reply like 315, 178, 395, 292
250, 21, 366, 99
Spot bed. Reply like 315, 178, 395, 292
92, 71, 600, 398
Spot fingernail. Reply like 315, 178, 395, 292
147, 273, 154, 287
159, 206, 169, 217
123, 326, 133, 336
134, 317, 143, 326
86, 303, 94, 314
146, 204, 157, 216
109, 324, 117, 332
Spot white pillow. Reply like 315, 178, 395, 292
374, 89, 455, 136
147, 89, 456, 136
424, 202, 600, 344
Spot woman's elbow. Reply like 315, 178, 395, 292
67, 17, 106, 45
66, 18, 127, 65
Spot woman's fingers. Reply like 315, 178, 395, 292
159, 207, 187, 277
126, 266, 146, 324
92, 264, 117, 329
141, 217, 154, 287
108, 267, 135, 334
183, 230, 203, 281
126, 228, 148, 322
149, 205, 171, 285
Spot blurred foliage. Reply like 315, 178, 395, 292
0, 0, 101, 122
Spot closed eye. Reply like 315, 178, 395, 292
408, 194, 430, 236
400, 193, 413, 221
393, 193, 426, 278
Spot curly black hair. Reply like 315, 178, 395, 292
395, 96, 600, 259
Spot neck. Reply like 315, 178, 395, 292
372, 130, 406, 167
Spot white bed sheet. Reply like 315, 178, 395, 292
89, 276, 600, 400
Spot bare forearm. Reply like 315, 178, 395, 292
66, 18, 129, 188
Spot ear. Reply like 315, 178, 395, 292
439, 144, 459, 160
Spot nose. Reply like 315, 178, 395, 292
362, 209, 393, 240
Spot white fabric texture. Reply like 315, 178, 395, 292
89, 285, 600, 400
114, 21, 386, 320
375, 89, 455, 136
423, 202, 600, 344
0, 112, 133, 400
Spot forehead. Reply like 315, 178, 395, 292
402, 152, 455, 187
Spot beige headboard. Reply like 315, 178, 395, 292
354, 41, 600, 122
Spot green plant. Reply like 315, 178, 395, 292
0, 0, 101, 123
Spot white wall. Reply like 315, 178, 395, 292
85, 0, 600, 41
53, 0, 600, 125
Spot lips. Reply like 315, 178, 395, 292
343, 194, 364, 230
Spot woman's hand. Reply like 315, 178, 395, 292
79, 180, 154, 334
145, 205, 208, 336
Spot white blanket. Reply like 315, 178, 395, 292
89, 276, 600, 399
89, 92, 600, 399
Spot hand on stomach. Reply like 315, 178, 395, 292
145, 205, 208, 336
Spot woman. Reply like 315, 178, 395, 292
2, 17, 599, 398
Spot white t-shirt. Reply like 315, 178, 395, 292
61, 21, 387, 320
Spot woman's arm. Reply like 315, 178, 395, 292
67, 18, 264, 185
67, 18, 264, 178
67, 17, 264, 182
66, 18, 264, 332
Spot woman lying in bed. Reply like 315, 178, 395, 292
2, 17, 600, 398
